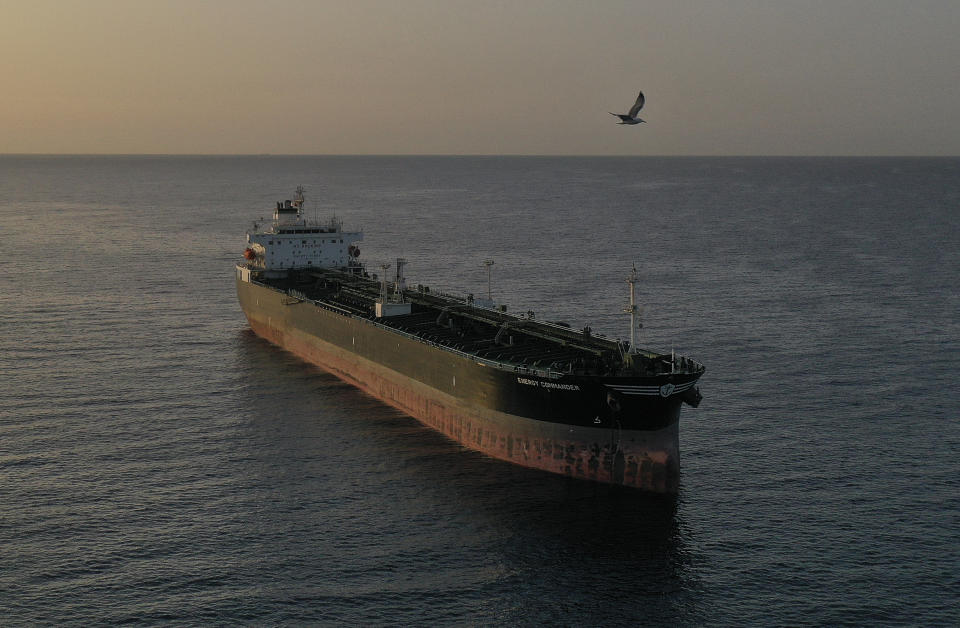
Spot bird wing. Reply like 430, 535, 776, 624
627, 91, 645, 118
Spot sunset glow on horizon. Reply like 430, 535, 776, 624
3, 0, 959, 156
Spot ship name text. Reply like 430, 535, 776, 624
517, 377, 580, 391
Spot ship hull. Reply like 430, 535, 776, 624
237, 277, 688, 493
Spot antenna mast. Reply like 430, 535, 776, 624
293, 185, 306, 218
379, 263, 391, 303
484, 259, 495, 300
394, 258, 407, 301
623, 265, 642, 354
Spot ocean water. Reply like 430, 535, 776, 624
1, 155, 957, 626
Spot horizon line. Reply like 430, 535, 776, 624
2, 153, 958, 159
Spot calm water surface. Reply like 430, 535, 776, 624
1, 156, 957, 625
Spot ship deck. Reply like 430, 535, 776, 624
250, 266, 703, 379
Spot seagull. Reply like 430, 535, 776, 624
609, 91, 646, 125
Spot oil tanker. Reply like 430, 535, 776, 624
236, 187, 704, 493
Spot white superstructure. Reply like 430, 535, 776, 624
241, 186, 363, 276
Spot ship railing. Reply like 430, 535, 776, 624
427, 291, 601, 341
314, 300, 357, 316
284, 289, 360, 317
428, 289, 469, 304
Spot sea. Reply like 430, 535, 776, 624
1, 155, 957, 626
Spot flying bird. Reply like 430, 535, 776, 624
610, 91, 646, 125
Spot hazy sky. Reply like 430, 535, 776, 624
3, 0, 959, 155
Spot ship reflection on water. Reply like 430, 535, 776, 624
434, 458, 695, 622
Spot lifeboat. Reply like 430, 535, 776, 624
243, 248, 256, 260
